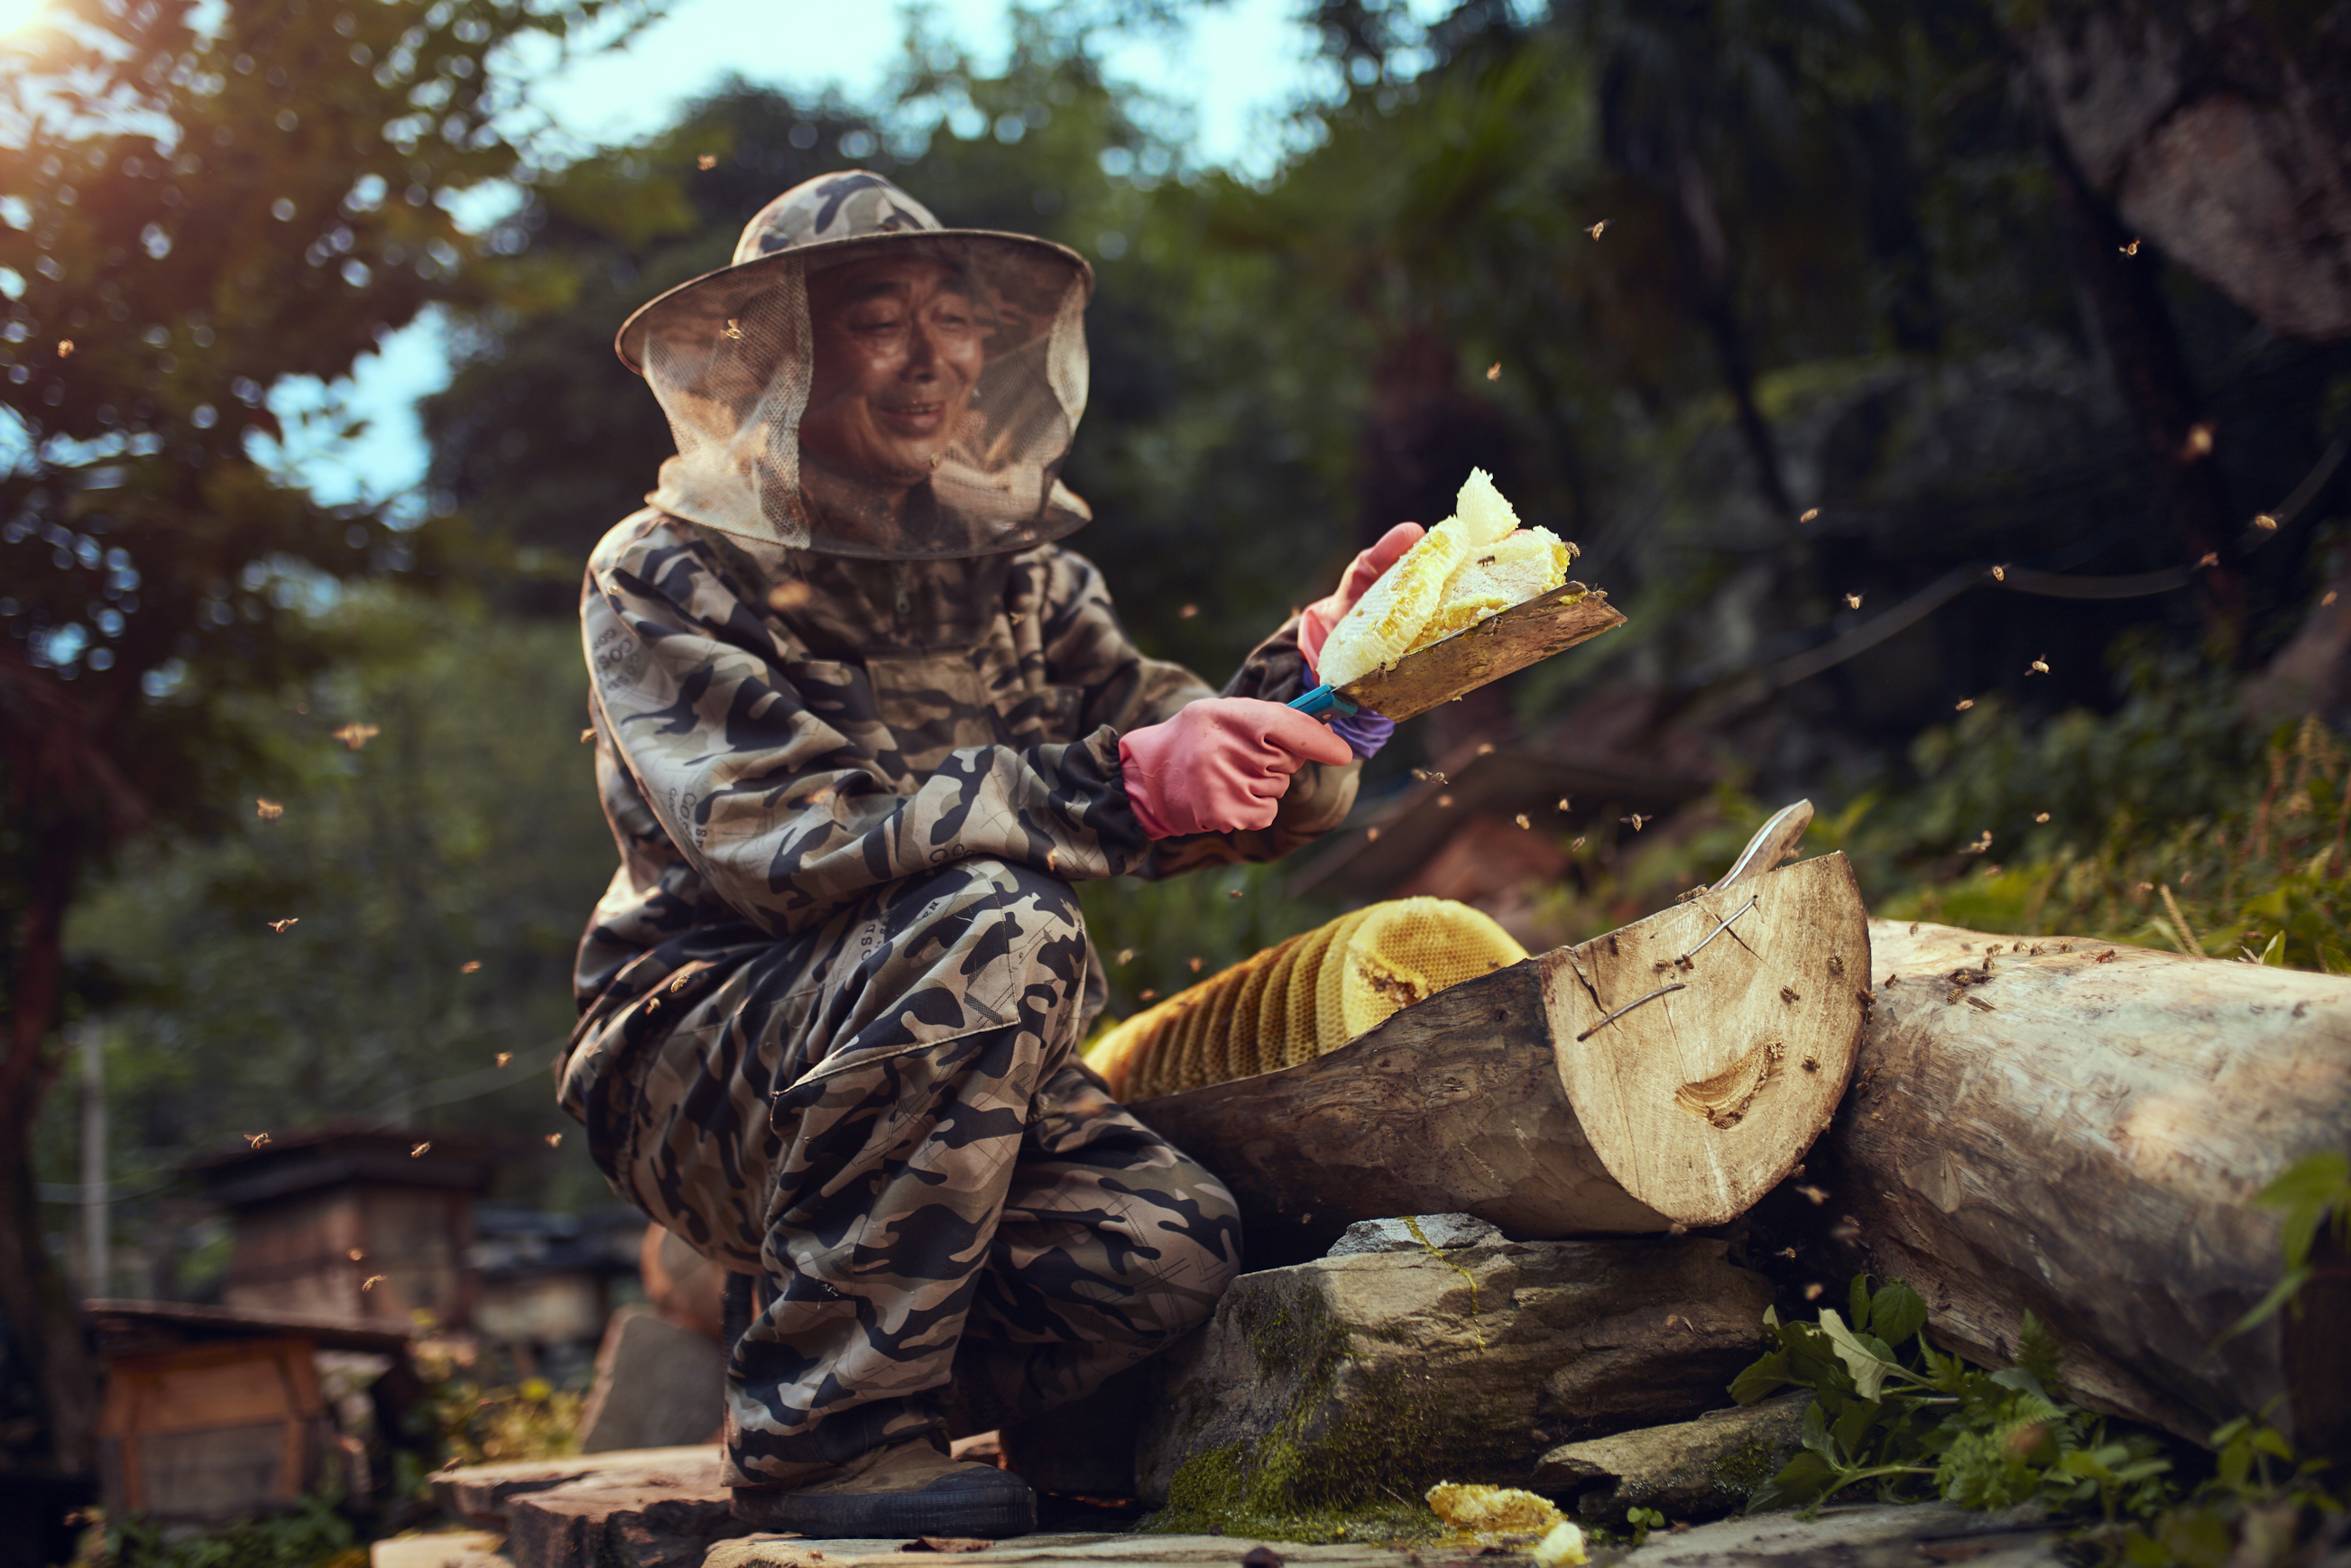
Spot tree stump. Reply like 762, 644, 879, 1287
1134, 854, 1870, 1262
1837, 919, 2351, 1453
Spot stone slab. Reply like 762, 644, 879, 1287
1137, 1238, 1774, 1514
507, 1471, 750, 1568
1532, 1395, 1810, 1521
580, 1306, 728, 1453
369, 1529, 512, 1568
430, 1445, 724, 1530
1615, 1503, 2061, 1565
703, 1536, 1417, 1568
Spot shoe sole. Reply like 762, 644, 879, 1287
733, 1485, 1038, 1539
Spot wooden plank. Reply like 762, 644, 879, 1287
1336, 583, 1625, 722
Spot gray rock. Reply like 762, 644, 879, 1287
1324, 1214, 1503, 1258
1135, 1237, 1775, 1524
577, 1305, 726, 1453
502, 1458, 748, 1568
1531, 1394, 1810, 1521
707, 1536, 1417, 1568
1619, 1502, 2061, 1565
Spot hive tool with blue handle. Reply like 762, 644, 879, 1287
1283, 580, 1627, 727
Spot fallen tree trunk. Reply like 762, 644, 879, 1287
1134, 853, 1870, 1262
1837, 919, 2351, 1454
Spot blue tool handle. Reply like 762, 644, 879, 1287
1287, 683, 1359, 718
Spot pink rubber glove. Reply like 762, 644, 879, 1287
1296, 521, 1426, 670
1119, 697, 1354, 839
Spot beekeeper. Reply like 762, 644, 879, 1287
558, 171, 1419, 1538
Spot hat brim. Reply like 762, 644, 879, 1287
614, 227, 1094, 376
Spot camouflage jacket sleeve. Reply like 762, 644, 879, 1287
1036, 553, 1358, 877
586, 521, 1160, 937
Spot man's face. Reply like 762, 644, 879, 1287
799, 254, 986, 488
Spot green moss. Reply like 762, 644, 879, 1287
1145, 1272, 1497, 1542
1709, 1431, 1784, 1499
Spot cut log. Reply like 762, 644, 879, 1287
1835, 919, 2351, 1453
1133, 853, 1870, 1262
1338, 583, 1625, 723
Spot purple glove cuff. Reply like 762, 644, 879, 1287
1307, 663, 1394, 761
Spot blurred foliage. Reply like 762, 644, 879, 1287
1077, 860, 1343, 1032
410, 1336, 582, 1468
78, 1488, 360, 1568
43, 586, 616, 1222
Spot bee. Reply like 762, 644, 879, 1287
1963, 830, 1993, 854
1139, 989, 1158, 1002
347, 1250, 364, 1261
1954, 698, 1974, 712
1556, 796, 1572, 811
2181, 423, 2214, 459
495, 1052, 512, 1068
2196, 551, 2219, 567
2119, 237, 2141, 255
1117, 948, 1136, 965
1475, 742, 1496, 756
1178, 604, 1198, 619
1514, 813, 1531, 829
1585, 219, 1607, 239
410, 1142, 430, 1158
545, 1133, 564, 1147
1990, 564, 2006, 582
1802, 1282, 1825, 1300
722, 319, 744, 341
696, 153, 717, 170
1226, 887, 1243, 899
1366, 826, 1381, 841
255, 798, 283, 819
1796, 1184, 1829, 1205
56, 339, 73, 359
1844, 592, 1862, 609
267, 918, 299, 933
1436, 793, 1452, 807
332, 722, 380, 752
459, 960, 481, 973
578, 727, 595, 743
767, 580, 812, 611
245, 1132, 270, 1148
2026, 656, 2049, 676
1412, 769, 1449, 785
1571, 835, 1587, 851
1621, 813, 1649, 831
2034, 811, 2051, 823
1188, 956, 1203, 973
1799, 508, 1820, 523
1485, 362, 1501, 381
2326, 592, 2339, 608
2254, 513, 2279, 531
362, 1276, 386, 1291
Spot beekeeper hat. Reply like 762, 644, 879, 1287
616, 170, 1096, 559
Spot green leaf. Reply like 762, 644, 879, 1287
1849, 1273, 1876, 1333
1729, 1351, 1793, 1407
1749, 1450, 1839, 1513
1830, 1396, 1884, 1462
2014, 1311, 2064, 1388
1817, 1309, 1902, 1401
2225, 1266, 2313, 1340
1871, 1280, 1929, 1346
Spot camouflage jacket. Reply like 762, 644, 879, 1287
571, 508, 1358, 1021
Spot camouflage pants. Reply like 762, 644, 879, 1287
574, 859, 1243, 1490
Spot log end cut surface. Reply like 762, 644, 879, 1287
1540, 853, 1871, 1228
1338, 586, 1625, 724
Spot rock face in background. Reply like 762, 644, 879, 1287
2020, 0, 2351, 341
577, 1306, 725, 1453
1532, 1394, 1810, 1522
1135, 1237, 1775, 1519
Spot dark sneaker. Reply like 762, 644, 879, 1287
731, 1434, 1037, 1538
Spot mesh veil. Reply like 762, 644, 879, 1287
632, 234, 1093, 559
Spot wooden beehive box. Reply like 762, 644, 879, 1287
96, 1335, 330, 1524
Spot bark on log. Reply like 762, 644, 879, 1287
1837, 919, 2351, 1453
1134, 853, 1869, 1263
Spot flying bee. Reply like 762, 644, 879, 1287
1990, 564, 2006, 582
1485, 362, 1501, 381
2026, 656, 2049, 675
1585, 219, 1607, 239
1844, 592, 1861, 608
332, 722, 380, 751
256, 798, 283, 819
362, 1276, 386, 1291
410, 1142, 430, 1158
459, 960, 481, 973
696, 153, 717, 170
495, 1053, 512, 1068
1621, 813, 1648, 831
2254, 513, 2279, 531
246, 1132, 270, 1148
1954, 698, 1974, 712
2120, 237, 2141, 255
1799, 508, 1819, 523
722, 319, 744, 341
267, 918, 299, 933
545, 1133, 564, 1147
1515, 813, 1531, 829
2034, 811, 2051, 824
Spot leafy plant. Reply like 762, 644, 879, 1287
2226, 1151, 2351, 1342
86, 1487, 359, 1568
1729, 1277, 2174, 1521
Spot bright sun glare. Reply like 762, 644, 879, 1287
0, 0, 44, 34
